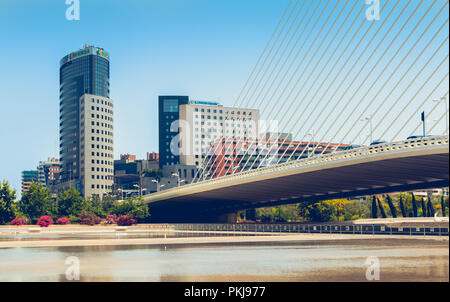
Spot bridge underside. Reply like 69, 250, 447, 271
147, 153, 449, 223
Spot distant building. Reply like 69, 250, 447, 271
203, 137, 353, 179
37, 158, 61, 188
21, 170, 38, 195
158, 96, 189, 168
114, 154, 159, 197
147, 152, 159, 163
120, 154, 136, 162
178, 101, 259, 168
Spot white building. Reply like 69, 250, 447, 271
79, 94, 114, 198
179, 101, 259, 167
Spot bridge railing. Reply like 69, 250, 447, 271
197, 135, 449, 185
171, 223, 449, 237
144, 135, 448, 200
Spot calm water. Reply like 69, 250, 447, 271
0, 237, 447, 282
0, 231, 268, 241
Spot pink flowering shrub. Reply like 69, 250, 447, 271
79, 211, 102, 226
56, 217, 71, 225
37, 216, 54, 227
116, 215, 137, 226
105, 214, 118, 224
11, 217, 25, 226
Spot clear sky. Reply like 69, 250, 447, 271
0, 0, 290, 195
0, 0, 448, 197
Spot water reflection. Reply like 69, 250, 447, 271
0, 239, 447, 282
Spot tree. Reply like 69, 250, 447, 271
0, 181, 17, 224
377, 198, 387, 218
399, 196, 407, 217
386, 195, 397, 218
427, 198, 435, 217
19, 183, 56, 222
411, 193, 418, 217
142, 169, 163, 180
57, 187, 90, 218
441, 196, 446, 217
305, 200, 337, 222
420, 197, 427, 217
371, 196, 378, 218
110, 196, 150, 222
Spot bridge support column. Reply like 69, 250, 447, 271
217, 212, 238, 223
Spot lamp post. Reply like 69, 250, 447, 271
152, 179, 163, 192
133, 184, 141, 197
433, 97, 448, 135
360, 116, 373, 144
171, 172, 185, 187
306, 131, 315, 158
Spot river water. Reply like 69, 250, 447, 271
0, 237, 447, 282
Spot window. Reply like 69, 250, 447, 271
163, 99, 179, 112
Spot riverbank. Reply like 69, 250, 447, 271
0, 232, 447, 249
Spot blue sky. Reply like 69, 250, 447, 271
0, 0, 290, 195
0, 0, 448, 196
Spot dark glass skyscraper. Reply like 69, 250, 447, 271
59, 46, 110, 187
158, 96, 189, 168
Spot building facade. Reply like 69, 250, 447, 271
21, 170, 38, 195
37, 158, 61, 188
158, 96, 189, 168
59, 45, 110, 193
79, 94, 114, 198
178, 101, 260, 168
204, 136, 353, 179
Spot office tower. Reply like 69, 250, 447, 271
158, 96, 189, 168
79, 94, 114, 197
59, 45, 111, 197
21, 170, 38, 195
178, 101, 260, 167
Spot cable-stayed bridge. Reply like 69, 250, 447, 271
144, 0, 449, 222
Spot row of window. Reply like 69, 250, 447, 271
194, 108, 254, 116
90, 166, 113, 173
193, 115, 253, 122
91, 97, 113, 108
91, 128, 113, 137
91, 106, 113, 115
91, 136, 113, 144
90, 151, 113, 159
91, 174, 113, 180
90, 159, 113, 166
90, 144, 113, 151
91, 184, 113, 190
91, 113, 113, 122
90, 121, 113, 129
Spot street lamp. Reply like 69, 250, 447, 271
306, 131, 315, 158
361, 116, 373, 144
133, 184, 142, 197
433, 97, 448, 135
171, 173, 185, 187
152, 179, 163, 192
